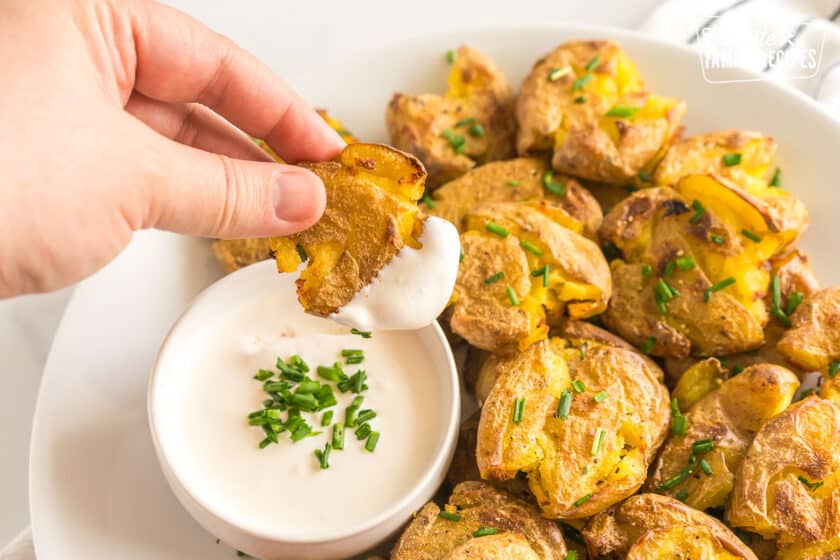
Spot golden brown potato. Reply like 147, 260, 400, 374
428, 158, 603, 239
476, 335, 669, 519
670, 357, 728, 409
211, 238, 273, 274
583, 493, 757, 559
386, 45, 516, 188
726, 397, 840, 557
516, 40, 685, 185
777, 287, 840, 374
600, 175, 804, 358
646, 364, 799, 510
654, 130, 807, 239
268, 143, 425, 316
449, 202, 610, 355
391, 481, 567, 560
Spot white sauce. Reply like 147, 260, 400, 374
155, 287, 446, 540
330, 216, 460, 332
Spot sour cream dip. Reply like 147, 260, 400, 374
149, 261, 460, 559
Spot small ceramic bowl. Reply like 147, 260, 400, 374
148, 260, 460, 559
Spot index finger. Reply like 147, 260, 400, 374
128, 0, 344, 163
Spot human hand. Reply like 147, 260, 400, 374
0, 0, 345, 297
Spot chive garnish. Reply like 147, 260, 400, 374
798, 475, 824, 491
350, 328, 372, 338
439, 511, 462, 522
542, 170, 567, 196
254, 369, 274, 381
573, 96, 585, 104
741, 229, 762, 243
704, 277, 736, 303
664, 260, 676, 278
605, 104, 639, 118
657, 466, 693, 491
506, 286, 519, 306
786, 291, 804, 316
330, 423, 344, 450
591, 427, 606, 456
484, 271, 505, 285
573, 494, 592, 507
365, 431, 380, 452
730, 364, 745, 376
469, 123, 485, 137
341, 349, 364, 358
671, 414, 687, 437
593, 391, 608, 403
676, 256, 695, 271
321, 410, 334, 426
355, 422, 372, 440
422, 193, 435, 209
639, 170, 652, 183
296, 243, 308, 262
829, 359, 840, 379
345, 356, 364, 365
543, 264, 549, 287
641, 264, 652, 277
769, 167, 782, 187
455, 116, 475, 127
692, 439, 714, 455
344, 395, 364, 427
520, 240, 543, 256
675, 489, 689, 501
485, 221, 509, 237
572, 73, 592, 91
565, 551, 578, 560
258, 437, 273, 449
548, 66, 571, 81
770, 274, 792, 327
317, 364, 347, 383
710, 233, 725, 244
459, 246, 465, 263
356, 409, 377, 424
446, 49, 455, 64
640, 337, 656, 355
689, 200, 705, 224
507, 179, 520, 186
473, 526, 498, 538
513, 397, 526, 424
585, 54, 602, 71
699, 458, 712, 475
571, 379, 586, 393
290, 422, 313, 442
722, 153, 742, 166
314, 443, 331, 469
556, 389, 572, 420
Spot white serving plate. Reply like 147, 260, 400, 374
29, 25, 840, 559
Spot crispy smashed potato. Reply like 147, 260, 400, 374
476, 334, 669, 519
428, 158, 603, 239
654, 130, 807, 237
386, 45, 516, 187
726, 397, 840, 557
583, 493, 757, 559
647, 364, 799, 510
449, 203, 610, 354
600, 175, 805, 358
268, 143, 425, 316
777, 286, 840, 374
391, 481, 567, 560
516, 40, 685, 185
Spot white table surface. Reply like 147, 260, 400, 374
0, 0, 661, 547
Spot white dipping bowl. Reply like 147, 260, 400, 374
148, 260, 460, 559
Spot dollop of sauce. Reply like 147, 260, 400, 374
155, 285, 447, 540
330, 216, 460, 331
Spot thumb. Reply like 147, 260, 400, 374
139, 130, 326, 239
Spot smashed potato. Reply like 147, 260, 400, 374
476, 334, 669, 519
268, 143, 426, 316
647, 364, 799, 510
600, 176, 804, 358
777, 286, 840, 374
449, 202, 610, 354
516, 40, 685, 185
726, 397, 840, 557
428, 158, 603, 239
583, 493, 757, 559
391, 481, 567, 560
386, 45, 516, 187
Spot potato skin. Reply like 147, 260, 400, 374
726, 397, 840, 554
777, 286, 840, 373
387, 45, 516, 188
477, 336, 670, 519
211, 237, 273, 274
391, 481, 567, 560
646, 364, 799, 510
516, 40, 685, 185
583, 493, 758, 559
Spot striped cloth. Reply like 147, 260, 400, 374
640, 0, 840, 118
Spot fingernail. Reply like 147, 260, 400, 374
272, 167, 325, 223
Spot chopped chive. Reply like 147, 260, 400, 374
356, 409, 377, 424
769, 167, 782, 187
675, 490, 689, 501
565, 551, 578, 560
786, 291, 804, 316
640, 337, 656, 355
571, 379, 586, 393
543, 264, 549, 287
573, 96, 585, 104
699, 458, 712, 475
365, 431, 380, 452
258, 437, 273, 449
344, 395, 364, 427
741, 229, 762, 243
446, 49, 455, 64
664, 260, 676, 278
314, 443, 331, 469
513, 397, 526, 424
829, 359, 840, 379
710, 233, 726, 244
506, 286, 519, 306
676, 256, 695, 271
585, 54, 602, 71
722, 153, 742, 166
542, 170, 567, 196
730, 364, 745, 376
455, 116, 475, 127
350, 328, 372, 338
548, 66, 572, 81
591, 428, 606, 456
639, 170, 652, 183
469, 123, 485, 137
654, 278, 679, 304
439, 511, 462, 522
520, 239, 543, 256
296, 379, 321, 393
484, 271, 505, 285
556, 389, 572, 420
572, 73, 592, 91
692, 439, 714, 455
295, 243, 308, 262
593, 390, 608, 403
672, 414, 687, 436
355, 422, 372, 440
317, 364, 347, 383
290, 392, 318, 411
341, 349, 364, 357
332, 423, 345, 450
345, 355, 364, 365
473, 526, 498, 538
798, 475, 824, 491
641, 264, 652, 277
605, 104, 639, 118
254, 369, 274, 381
704, 277, 736, 303
290, 422, 313, 442
321, 410, 334, 426
689, 200, 705, 224
485, 221, 509, 237
573, 494, 592, 507
657, 466, 694, 491
507, 179, 520, 186
770, 274, 791, 327
459, 246, 465, 263
422, 193, 435, 209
